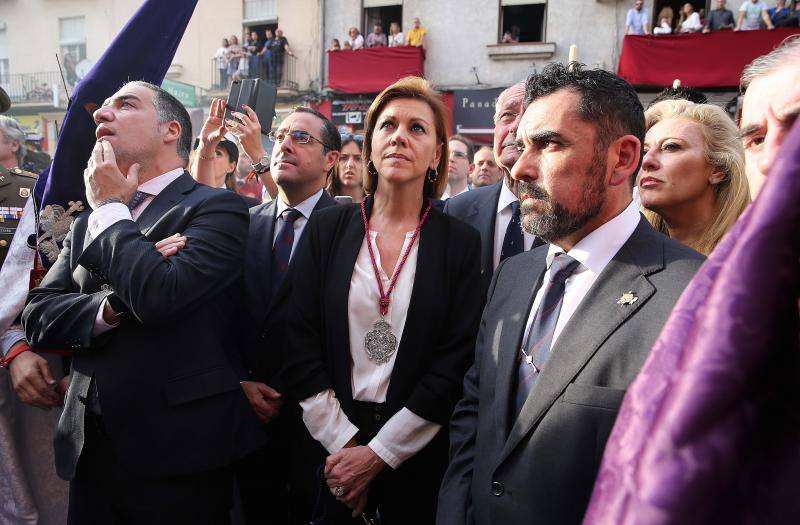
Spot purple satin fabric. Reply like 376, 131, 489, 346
584, 120, 800, 524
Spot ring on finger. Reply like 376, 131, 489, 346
332, 485, 345, 497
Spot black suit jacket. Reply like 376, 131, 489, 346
22, 172, 262, 480
240, 191, 338, 386
280, 200, 483, 515
437, 216, 705, 525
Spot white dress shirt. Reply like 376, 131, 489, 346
441, 184, 470, 200
272, 189, 323, 254
493, 178, 537, 270
299, 228, 441, 469
522, 199, 640, 348
89, 167, 185, 336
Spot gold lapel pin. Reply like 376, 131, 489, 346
617, 291, 638, 305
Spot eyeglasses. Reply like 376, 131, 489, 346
451, 151, 468, 160
268, 129, 332, 149
340, 133, 364, 142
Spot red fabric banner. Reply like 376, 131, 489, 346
328, 47, 425, 94
618, 28, 800, 88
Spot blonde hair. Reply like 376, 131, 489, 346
362, 76, 449, 199
643, 100, 750, 255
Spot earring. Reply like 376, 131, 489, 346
426, 167, 438, 183
368, 160, 379, 176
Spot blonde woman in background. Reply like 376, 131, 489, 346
638, 99, 750, 255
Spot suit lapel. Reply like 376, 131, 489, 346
497, 218, 663, 465
327, 204, 364, 412
137, 171, 196, 235
493, 248, 547, 441
246, 201, 277, 320
467, 182, 501, 276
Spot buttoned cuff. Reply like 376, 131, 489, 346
367, 407, 442, 469
88, 203, 132, 239
299, 389, 359, 454
91, 297, 119, 338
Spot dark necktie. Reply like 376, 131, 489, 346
500, 201, 524, 262
271, 208, 303, 290
513, 252, 581, 418
127, 190, 151, 211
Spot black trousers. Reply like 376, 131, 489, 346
68, 413, 234, 525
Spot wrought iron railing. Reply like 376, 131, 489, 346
0, 71, 69, 105
210, 52, 298, 91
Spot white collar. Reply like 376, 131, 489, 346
276, 188, 324, 220
545, 199, 640, 275
137, 167, 185, 196
496, 177, 518, 214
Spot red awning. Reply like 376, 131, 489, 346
618, 28, 800, 88
328, 47, 425, 94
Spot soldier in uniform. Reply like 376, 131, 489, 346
0, 85, 69, 525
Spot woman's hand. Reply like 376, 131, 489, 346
227, 104, 266, 163
198, 98, 228, 158
324, 445, 386, 511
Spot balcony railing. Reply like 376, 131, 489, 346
243, 0, 277, 22
1, 71, 69, 105
210, 53, 298, 92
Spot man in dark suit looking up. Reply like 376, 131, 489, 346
437, 64, 704, 525
443, 81, 542, 294
22, 81, 261, 524
232, 107, 340, 524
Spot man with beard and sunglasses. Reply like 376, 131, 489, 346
438, 64, 705, 525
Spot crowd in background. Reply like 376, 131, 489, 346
214, 27, 295, 88
328, 17, 427, 51
628, 0, 799, 36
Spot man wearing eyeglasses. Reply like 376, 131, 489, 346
237, 107, 341, 524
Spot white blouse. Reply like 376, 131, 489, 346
299, 229, 442, 469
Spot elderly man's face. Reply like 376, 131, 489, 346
493, 83, 526, 172
0, 130, 20, 168
740, 64, 800, 197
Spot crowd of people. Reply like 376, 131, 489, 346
214, 28, 295, 89
0, 15, 798, 525
328, 17, 427, 51
629, 0, 799, 36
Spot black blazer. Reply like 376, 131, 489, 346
240, 191, 338, 385
282, 197, 484, 430
22, 172, 262, 480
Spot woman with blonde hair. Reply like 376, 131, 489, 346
638, 99, 750, 255
282, 76, 482, 523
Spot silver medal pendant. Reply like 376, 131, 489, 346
364, 317, 397, 364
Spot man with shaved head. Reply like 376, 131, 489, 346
443, 81, 542, 293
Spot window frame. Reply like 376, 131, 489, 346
498, 0, 548, 44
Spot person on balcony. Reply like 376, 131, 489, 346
638, 99, 750, 255
626, 0, 651, 35
678, 3, 703, 33
654, 6, 675, 34
246, 30, 262, 80
214, 38, 230, 89
735, 0, 775, 31
269, 28, 295, 87
769, 0, 798, 27
366, 23, 388, 48
259, 29, 275, 83
227, 35, 243, 83
388, 22, 405, 47
703, 0, 736, 32
406, 18, 427, 48
328, 38, 342, 52
348, 27, 365, 50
